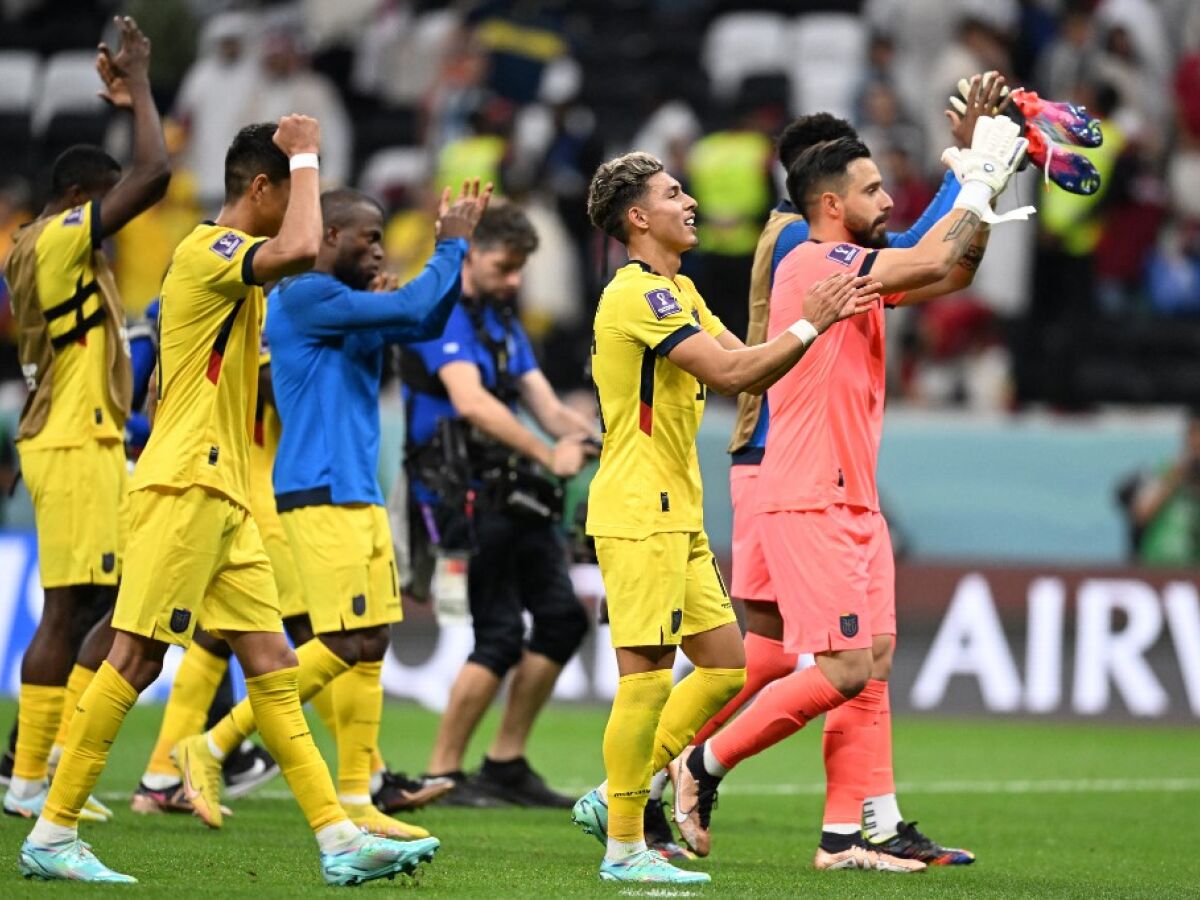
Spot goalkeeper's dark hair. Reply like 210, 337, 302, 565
224, 122, 290, 201
49, 145, 120, 201
786, 137, 872, 221
320, 188, 383, 230
776, 114, 858, 173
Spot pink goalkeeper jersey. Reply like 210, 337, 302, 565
756, 239, 904, 514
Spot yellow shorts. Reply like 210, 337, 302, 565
112, 485, 282, 647
18, 439, 128, 588
280, 503, 402, 635
261, 528, 305, 619
596, 530, 736, 648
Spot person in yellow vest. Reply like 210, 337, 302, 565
685, 105, 776, 341
2, 16, 170, 821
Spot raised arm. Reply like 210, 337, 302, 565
94, 16, 170, 238
250, 115, 323, 283
666, 273, 878, 396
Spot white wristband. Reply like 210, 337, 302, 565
289, 153, 319, 172
952, 181, 993, 219
787, 319, 819, 348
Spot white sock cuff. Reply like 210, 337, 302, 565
702, 742, 729, 777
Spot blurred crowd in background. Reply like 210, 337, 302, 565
1, 0, 1199, 416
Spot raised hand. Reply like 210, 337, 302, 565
96, 15, 151, 108
802, 273, 881, 333
272, 114, 321, 157
368, 272, 400, 293
435, 179, 495, 241
946, 71, 1011, 149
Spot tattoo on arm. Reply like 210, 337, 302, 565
943, 210, 981, 248
957, 243, 985, 272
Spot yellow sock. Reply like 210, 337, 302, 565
146, 642, 228, 777
52, 665, 95, 752
309, 680, 339, 738
245, 666, 344, 833
371, 747, 386, 777
211, 639, 349, 758
603, 669, 673, 843
43, 662, 138, 828
14, 684, 64, 781
649, 666, 746, 773
334, 661, 383, 800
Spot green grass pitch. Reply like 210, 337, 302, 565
1, 698, 1196, 898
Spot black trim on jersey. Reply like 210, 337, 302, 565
242, 239, 266, 286
275, 485, 333, 512
206, 297, 245, 383
43, 277, 98, 321
655, 322, 700, 357
49, 306, 106, 349
90, 200, 103, 249
629, 259, 658, 274
730, 447, 764, 466
858, 250, 879, 276
638, 346, 655, 435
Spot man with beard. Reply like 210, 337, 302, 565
402, 201, 596, 808
171, 182, 491, 839
673, 121, 1030, 872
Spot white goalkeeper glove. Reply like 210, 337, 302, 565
942, 114, 1030, 221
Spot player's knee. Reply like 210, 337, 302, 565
106, 633, 166, 693
527, 602, 588, 666
358, 626, 390, 662
318, 631, 359, 666
468, 623, 525, 678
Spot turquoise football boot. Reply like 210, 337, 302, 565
18, 838, 136, 883
571, 788, 608, 846
599, 848, 711, 884
320, 833, 440, 886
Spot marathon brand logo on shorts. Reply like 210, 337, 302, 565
826, 243, 862, 267
63, 206, 85, 226
671, 608, 683, 634
352, 594, 367, 616
210, 231, 245, 261
644, 288, 682, 320
840, 613, 859, 638
100, 553, 115, 574
170, 608, 192, 634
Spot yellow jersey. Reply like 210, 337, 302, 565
132, 222, 267, 509
248, 335, 282, 529
14, 201, 126, 448
586, 261, 725, 540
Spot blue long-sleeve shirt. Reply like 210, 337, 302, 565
266, 237, 467, 509
738, 171, 960, 458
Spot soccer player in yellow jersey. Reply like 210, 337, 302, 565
2, 16, 169, 822
18, 117, 438, 886
570, 152, 880, 884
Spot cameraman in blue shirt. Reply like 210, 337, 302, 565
403, 202, 596, 808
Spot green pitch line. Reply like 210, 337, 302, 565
1, 700, 1196, 898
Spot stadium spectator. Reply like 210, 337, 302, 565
174, 10, 263, 210
237, 10, 352, 190
1120, 412, 1200, 565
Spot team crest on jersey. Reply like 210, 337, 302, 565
644, 288, 682, 320
826, 243, 862, 266
840, 613, 859, 638
210, 231, 245, 260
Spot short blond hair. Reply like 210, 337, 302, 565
586, 151, 664, 243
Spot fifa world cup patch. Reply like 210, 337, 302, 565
63, 206, 85, 226
644, 288, 683, 320
839, 613, 859, 638
826, 243, 862, 267
210, 231, 246, 260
